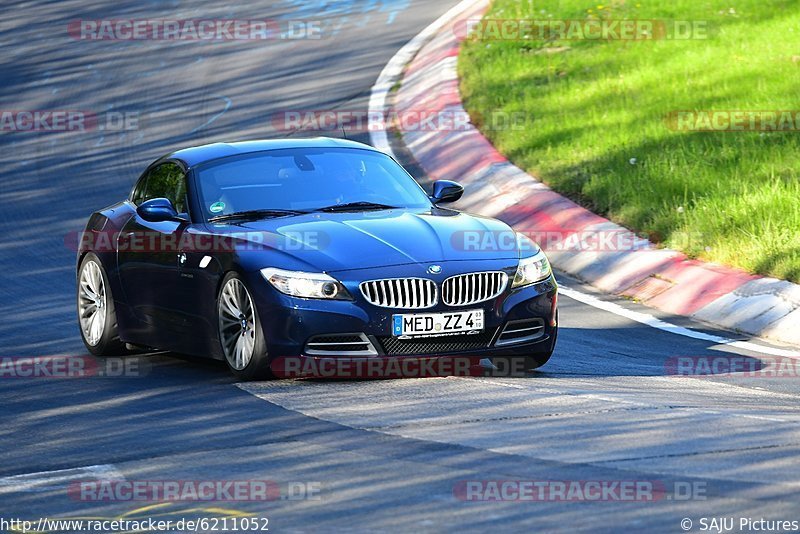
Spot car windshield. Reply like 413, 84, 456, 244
195, 147, 432, 220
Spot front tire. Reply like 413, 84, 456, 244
217, 272, 273, 380
493, 323, 558, 375
77, 253, 126, 356
530, 321, 558, 369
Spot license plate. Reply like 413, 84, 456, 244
392, 310, 484, 337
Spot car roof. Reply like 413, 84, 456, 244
166, 137, 383, 168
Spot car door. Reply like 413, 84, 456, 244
174, 221, 226, 353
117, 161, 192, 348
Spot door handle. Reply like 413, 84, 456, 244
178, 252, 187, 265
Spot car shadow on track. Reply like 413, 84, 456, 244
122, 318, 774, 383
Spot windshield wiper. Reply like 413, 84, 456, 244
314, 201, 400, 213
208, 209, 307, 223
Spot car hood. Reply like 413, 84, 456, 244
210, 208, 520, 273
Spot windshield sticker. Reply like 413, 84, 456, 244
209, 201, 225, 213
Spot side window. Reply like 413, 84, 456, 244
131, 173, 149, 206
141, 162, 188, 214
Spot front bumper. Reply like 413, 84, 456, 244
243, 260, 558, 363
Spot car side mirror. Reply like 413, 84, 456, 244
137, 198, 186, 223
430, 180, 464, 204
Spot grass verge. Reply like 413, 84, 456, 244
459, 0, 800, 282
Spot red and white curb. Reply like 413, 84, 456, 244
370, 0, 800, 347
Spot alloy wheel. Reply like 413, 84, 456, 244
218, 278, 257, 371
78, 260, 107, 346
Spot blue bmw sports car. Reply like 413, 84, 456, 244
77, 138, 558, 379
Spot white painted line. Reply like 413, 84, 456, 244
559, 285, 800, 358
189, 95, 232, 135
368, 0, 488, 155
0, 464, 124, 494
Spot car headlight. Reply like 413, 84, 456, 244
260, 268, 352, 300
512, 249, 552, 288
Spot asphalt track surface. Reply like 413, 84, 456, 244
2, 1, 800, 532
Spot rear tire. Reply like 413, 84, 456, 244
77, 253, 126, 356
217, 272, 273, 381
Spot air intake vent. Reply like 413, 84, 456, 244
442, 272, 508, 307
494, 319, 545, 347
360, 278, 437, 309
305, 333, 378, 356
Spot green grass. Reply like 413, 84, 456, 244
459, 0, 800, 282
